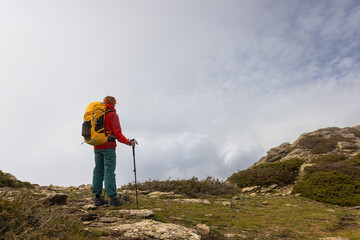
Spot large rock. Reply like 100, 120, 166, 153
195, 224, 210, 236
108, 219, 201, 240
241, 186, 259, 193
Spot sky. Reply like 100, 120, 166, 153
1, 0, 360, 187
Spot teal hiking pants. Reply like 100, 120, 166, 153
92, 148, 117, 200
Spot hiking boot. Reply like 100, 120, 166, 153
109, 198, 122, 207
94, 196, 109, 206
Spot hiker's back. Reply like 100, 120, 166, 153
82, 101, 110, 146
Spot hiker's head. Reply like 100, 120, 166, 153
103, 96, 117, 106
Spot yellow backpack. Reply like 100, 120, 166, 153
82, 102, 112, 146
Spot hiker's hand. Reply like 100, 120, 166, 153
129, 139, 138, 147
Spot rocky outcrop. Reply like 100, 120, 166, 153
257, 142, 291, 164
256, 125, 360, 166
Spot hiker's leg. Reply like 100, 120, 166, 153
103, 148, 117, 200
92, 150, 104, 196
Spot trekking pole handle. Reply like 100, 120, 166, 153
130, 139, 138, 147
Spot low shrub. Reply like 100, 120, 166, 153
312, 154, 346, 163
0, 170, 33, 188
305, 154, 360, 180
124, 176, 239, 197
346, 127, 360, 138
297, 136, 338, 154
293, 171, 360, 206
227, 158, 304, 188
318, 127, 342, 132
347, 153, 360, 166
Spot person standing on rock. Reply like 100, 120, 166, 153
92, 96, 136, 207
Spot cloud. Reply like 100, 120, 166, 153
115, 132, 264, 184
0, 0, 360, 186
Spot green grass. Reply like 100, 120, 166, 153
123, 191, 360, 239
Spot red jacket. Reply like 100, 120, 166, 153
94, 104, 130, 149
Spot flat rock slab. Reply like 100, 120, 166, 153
108, 219, 201, 240
111, 209, 154, 218
172, 199, 211, 204
148, 191, 182, 199
100, 217, 118, 223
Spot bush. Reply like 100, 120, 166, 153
0, 170, 33, 189
347, 153, 360, 166
345, 127, 360, 138
227, 158, 304, 188
293, 171, 360, 206
124, 176, 239, 197
312, 154, 346, 164
305, 154, 360, 180
297, 136, 338, 154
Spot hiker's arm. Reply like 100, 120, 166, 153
109, 112, 130, 145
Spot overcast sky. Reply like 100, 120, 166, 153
1, 0, 360, 187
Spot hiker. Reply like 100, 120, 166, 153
92, 96, 136, 207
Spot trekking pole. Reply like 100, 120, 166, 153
131, 139, 139, 207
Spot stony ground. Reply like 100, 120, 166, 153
2, 183, 360, 239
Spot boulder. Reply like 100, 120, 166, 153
260, 184, 278, 193
241, 186, 259, 193
195, 224, 210, 236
